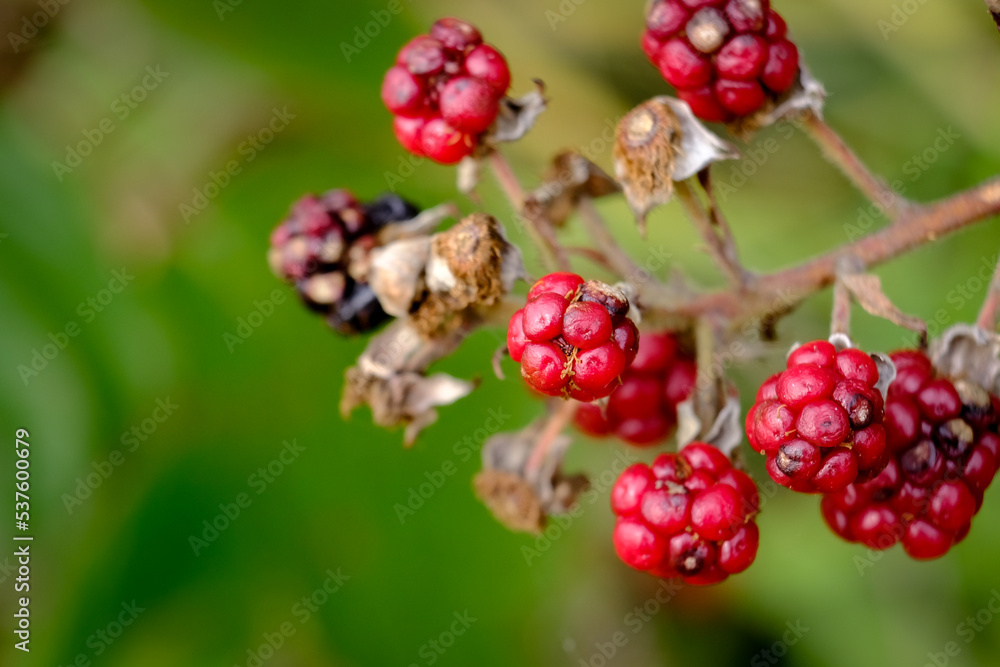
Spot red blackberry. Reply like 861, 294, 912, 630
746, 340, 889, 493
821, 350, 1000, 560
268, 190, 419, 334
611, 442, 760, 585
574, 331, 697, 446
642, 0, 801, 123
508, 272, 638, 400
382, 18, 511, 164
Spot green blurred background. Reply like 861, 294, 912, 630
1, 1, 1000, 665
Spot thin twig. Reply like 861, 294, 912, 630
524, 399, 577, 479
831, 272, 852, 337
576, 197, 650, 282
802, 110, 911, 218
488, 150, 569, 272
644, 177, 1000, 326
675, 180, 750, 288
698, 171, 752, 287
976, 253, 1000, 331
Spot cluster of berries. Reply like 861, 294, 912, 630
381, 18, 511, 164
641, 0, 800, 122
268, 190, 417, 334
507, 272, 639, 401
821, 350, 1000, 559
575, 331, 696, 445
612, 443, 760, 585
746, 340, 888, 493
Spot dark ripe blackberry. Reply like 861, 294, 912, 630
936, 419, 975, 459
900, 439, 943, 486
956, 380, 998, 430
327, 282, 392, 335
365, 193, 421, 228
269, 190, 421, 336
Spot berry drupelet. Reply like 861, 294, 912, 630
507, 272, 639, 401
574, 331, 697, 445
746, 340, 889, 493
382, 18, 511, 164
611, 442, 760, 585
641, 0, 801, 122
268, 190, 419, 335
821, 349, 1000, 560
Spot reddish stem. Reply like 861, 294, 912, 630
650, 177, 1000, 326
976, 253, 1000, 331
524, 399, 577, 479
803, 111, 911, 218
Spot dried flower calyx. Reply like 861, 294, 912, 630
613, 97, 738, 228
473, 414, 588, 533
341, 320, 476, 446
523, 151, 620, 227
369, 212, 526, 337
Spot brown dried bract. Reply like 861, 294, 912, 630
473, 469, 545, 534
613, 99, 682, 232
340, 320, 476, 446
523, 151, 620, 227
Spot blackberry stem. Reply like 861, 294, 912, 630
488, 150, 569, 272
675, 180, 750, 288
524, 398, 578, 479
802, 110, 912, 219
576, 196, 657, 284
976, 253, 1000, 331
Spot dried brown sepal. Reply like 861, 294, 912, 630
988, 0, 1000, 32
370, 214, 526, 338
614, 97, 739, 231
614, 100, 681, 233
727, 65, 827, 140
340, 320, 476, 445
475, 417, 588, 533
930, 324, 1000, 396
473, 469, 545, 534
839, 272, 927, 339
523, 152, 620, 228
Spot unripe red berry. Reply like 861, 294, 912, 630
819, 349, 1000, 560
419, 118, 474, 164
610, 443, 760, 584
439, 76, 500, 133
643, 0, 800, 121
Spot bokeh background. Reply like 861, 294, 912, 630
2, 1, 1000, 665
